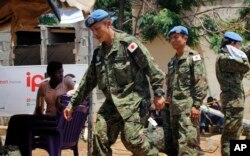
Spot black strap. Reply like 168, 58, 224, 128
189, 55, 196, 101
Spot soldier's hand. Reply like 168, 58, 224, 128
190, 107, 200, 123
165, 98, 171, 105
63, 108, 73, 121
154, 96, 165, 111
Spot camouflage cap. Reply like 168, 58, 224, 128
85, 9, 110, 28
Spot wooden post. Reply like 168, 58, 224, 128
74, 21, 89, 64
74, 21, 94, 155
40, 25, 48, 65
9, 40, 14, 66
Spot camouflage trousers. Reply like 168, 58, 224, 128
244, 126, 250, 140
0, 145, 21, 156
159, 106, 178, 156
93, 101, 162, 156
220, 92, 244, 156
170, 112, 198, 156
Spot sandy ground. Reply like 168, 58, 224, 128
32, 133, 245, 156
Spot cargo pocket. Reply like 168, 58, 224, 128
234, 75, 242, 84
167, 68, 175, 85
113, 61, 132, 86
181, 113, 197, 146
178, 65, 191, 86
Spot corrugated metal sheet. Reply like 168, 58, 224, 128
14, 45, 41, 65
47, 42, 75, 64
14, 42, 75, 65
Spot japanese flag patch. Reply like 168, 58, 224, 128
127, 42, 138, 53
192, 54, 201, 61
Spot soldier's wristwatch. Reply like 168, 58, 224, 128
154, 90, 165, 97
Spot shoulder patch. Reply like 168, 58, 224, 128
127, 42, 138, 53
192, 54, 201, 61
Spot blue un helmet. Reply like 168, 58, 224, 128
85, 9, 110, 28
224, 31, 243, 42
167, 25, 188, 37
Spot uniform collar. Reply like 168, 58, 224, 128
102, 31, 120, 58
175, 46, 190, 61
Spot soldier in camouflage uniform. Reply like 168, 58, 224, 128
165, 26, 208, 156
63, 9, 166, 156
216, 31, 250, 156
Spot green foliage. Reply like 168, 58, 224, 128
239, 0, 250, 40
243, 47, 250, 62
156, 0, 205, 13
202, 15, 218, 32
94, 0, 132, 34
139, 9, 181, 41
154, 9, 181, 34
94, 0, 118, 10
94, 0, 249, 51
138, 1, 216, 46
139, 9, 180, 40
187, 27, 201, 47
138, 11, 159, 41
138, 8, 202, 46
244, 22, 250, 40
113, 9, 132, 34
209, 34, 223, 52
198, 5, 250, 52
200, 15, 221, 52
39, 13, 59, 26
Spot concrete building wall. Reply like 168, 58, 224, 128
0, 28, 11, 66
144, 36, 175, 73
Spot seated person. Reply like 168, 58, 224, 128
208, 98, 223, 127
200, 96, 224, 133
34, 61, 75, 116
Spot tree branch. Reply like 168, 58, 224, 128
123, 19, 133, 25
138, 25, 157, 34
133, 0, 144, 35
182, 6, 250, 19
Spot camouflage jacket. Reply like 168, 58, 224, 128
166, 46, 208, 115
216, 50, 250, 96
67, 31, 165, 119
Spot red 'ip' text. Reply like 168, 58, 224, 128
26, 72, 44, 92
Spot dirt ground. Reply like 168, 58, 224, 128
32, 133, 247, 156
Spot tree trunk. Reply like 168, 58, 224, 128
118, 0, 125, 30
